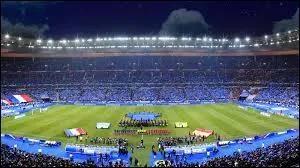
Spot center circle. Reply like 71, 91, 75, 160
126, 112, 160, 121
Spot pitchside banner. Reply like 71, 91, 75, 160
14, 114, 25, 119
175, 122, 188, 128
96, 122, 110, 129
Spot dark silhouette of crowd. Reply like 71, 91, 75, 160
1, 143, 131, 167
1, 143, 96, 167
90, 137, 128, 147
157, 137, 299, 167
157, 136, 200, 146
201, 137, 299, 167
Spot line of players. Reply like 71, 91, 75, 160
119, 118, 168, 127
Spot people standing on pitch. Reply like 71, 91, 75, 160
130, 146, 134, 153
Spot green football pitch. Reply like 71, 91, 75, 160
1, 103, 298, 165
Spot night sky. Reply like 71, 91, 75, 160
1, 1, 299, 39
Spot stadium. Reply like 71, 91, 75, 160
1, 2, 299, 168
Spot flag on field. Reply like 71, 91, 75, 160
192, 128, 213, 137
64, 128, 86, 137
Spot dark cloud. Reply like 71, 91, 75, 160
1, 1, 62, 16
273, 8, 299, 33
1, 17, 49, 38
159, 8, 210, 36
1, 1, 61, 5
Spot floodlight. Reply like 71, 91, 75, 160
4, 34, 10, 39
18, 37, 22, 41
234, 38, 240, 42
60, 40, 67, 44
37, 39, 42, 43
264, 35, 268, 39
245, 37, 250, 42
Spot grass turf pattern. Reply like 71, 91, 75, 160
1, 103, 298, 165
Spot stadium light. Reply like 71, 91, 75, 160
60, 40, 67, 44
234, 38, 240, 42
245, 37, 250, 42
181, 37, 188, 41
18, 37, 22, 41
264, 35, 268, 39
4, 34, 10, 39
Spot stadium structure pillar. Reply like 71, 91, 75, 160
56, 89, 59, 102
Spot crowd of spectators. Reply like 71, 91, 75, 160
1, 143, 131, 167
2, 136, 298, 167
254, 86, 299, 106
2, 85, 299, 107
199, 137, 299, 167
157, 136, 201, 146
90, 137, 128, 147
1, 55, 299, 107
1, 143, 96, 167
153, 137, 299, 167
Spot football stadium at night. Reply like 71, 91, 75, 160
1, 2, 299, 167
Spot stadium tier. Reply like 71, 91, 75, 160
1, 55, 299, 107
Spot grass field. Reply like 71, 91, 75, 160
1, 103, 298, 165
